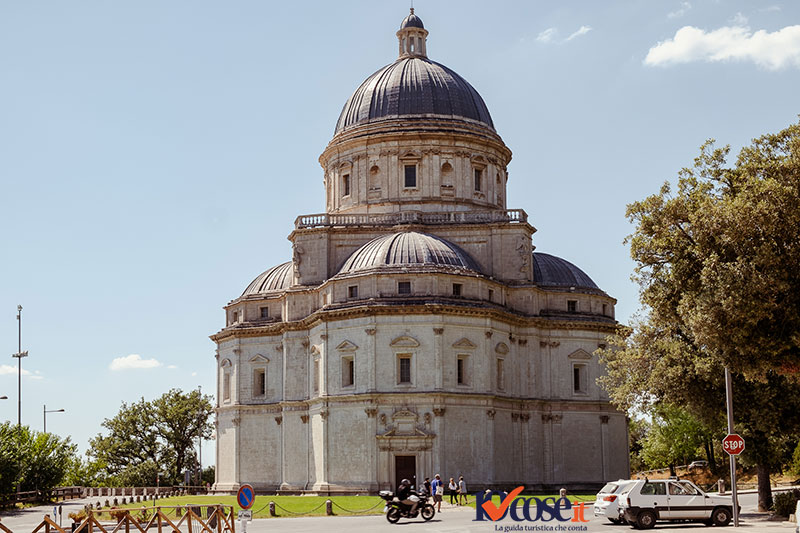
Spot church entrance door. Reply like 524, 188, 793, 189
394, 455, 416, 489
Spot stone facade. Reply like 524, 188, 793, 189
212, 9, 629, 494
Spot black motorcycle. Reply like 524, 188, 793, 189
379, 489, 436, 523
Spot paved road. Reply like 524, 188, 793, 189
0, 492, 793, 533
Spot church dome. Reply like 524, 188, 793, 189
334, 10, 494, 134
532, 252, 600, 291
337, 231, 481, 275
242, 261, 292, 296
399, 9, 424, 29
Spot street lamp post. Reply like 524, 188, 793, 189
43, 405, 65, 433
12, 305, 28, 428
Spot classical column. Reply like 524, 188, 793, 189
600, 415, 610, 481
365, 326, 377, 391
433, 326, 444, 391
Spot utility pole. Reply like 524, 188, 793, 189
725, 367, 740, 527
12, 305, 28, 428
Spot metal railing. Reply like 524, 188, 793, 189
294, 208, 528, 229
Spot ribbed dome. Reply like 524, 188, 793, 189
242, 261, 293, 296
532, 252, 600, 291
400, 9, 424, 29
338, 232, 481, 275
334, 57, 495, 134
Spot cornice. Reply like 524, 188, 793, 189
210, 301, 617, 343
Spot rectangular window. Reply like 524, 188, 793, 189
223, 373, 231, 401
452, 283, 462, 297
254, 368, 266, 396
488, 289, 494, 302
457, 355, 466, 385
313, 359, 320, 394
567, 300, 577, 312
404, 165, 417, 188
602, 303, 607, 316
398, 355, 412, 384
398, 281, 411, 295
573, 364, 587, 393
474, 168, 482, 191
496, 358, 505, 390
342, 356, 354, 387
343, 174, 350, 196
348, 285, 358, 299
260, 307, 269, 319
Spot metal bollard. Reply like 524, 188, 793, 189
718, 479, 725, 494
269, 502, 276, 517
326, 499, 333, 516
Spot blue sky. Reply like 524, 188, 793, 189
1, 1, 798, 461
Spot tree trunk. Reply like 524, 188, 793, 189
704, 437, 717, 474
757, 462, 773, 512
669, 464, 676, 477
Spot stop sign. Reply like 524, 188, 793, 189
723, 433, 745, 455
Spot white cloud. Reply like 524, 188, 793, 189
566, 25, 592, 41
645, 24, 800, 70
730, 12, 748, 26
0, 365, 43, 380
536, 28, 558, 43
167, 364, 178, 369
759, 5, 781, 12
668, 2, 692, 19
191, 372, 198, 377
109, 354, 162, 371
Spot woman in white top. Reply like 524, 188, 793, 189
448, 477, 458, 504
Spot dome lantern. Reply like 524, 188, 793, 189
397, 8, 428, 58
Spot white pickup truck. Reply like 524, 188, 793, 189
618, 478, 737, 529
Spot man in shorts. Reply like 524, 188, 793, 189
458, 476, 468, 505
430, 474, 443, 512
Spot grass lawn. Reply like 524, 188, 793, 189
89, 495, 385, 520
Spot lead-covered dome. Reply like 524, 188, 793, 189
532, 252, 601, 292
242, 261, 292, 296
335, 58, 494, 134
337, 232, 481, 275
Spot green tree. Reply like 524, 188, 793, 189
0, 422, 23, 498
88, 388, 213, 486
628, 416, 650, 474
600, 119, 800, 511
17, 428, 78, 494
639, 404, 705, 476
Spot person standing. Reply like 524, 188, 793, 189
423, 477, 432, 500
448, 477, 458, 505
458, 476, 468, 505
431, 474, 443, 512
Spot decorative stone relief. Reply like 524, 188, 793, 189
379, 413, 387, 425
423, 412, 432, 425
232, 417, 240, 426
600, 415, 610, 424
365, 328, 377, 336
520, 413, 531, 422
432, 407, 446, 417
300, 415, 309, 424
485, 331, 493, 339
511, 413, 520, 422
319, 410, 329, 420
432, 327, 444, 335
274, 416, 282, 425
516, 236, 530, 274
495, 342, 509, 355
365, 408, 378, 418
486, 409, 496, 419
320, 334, 328, 340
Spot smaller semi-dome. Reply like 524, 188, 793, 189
338, 231, 481, 275
242, 261, 293, 296
532, 252, 600, 291
400, 8, 424, 29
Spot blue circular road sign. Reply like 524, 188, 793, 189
237, 484, 255, 510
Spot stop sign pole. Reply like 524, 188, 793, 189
725, 367, 740, 527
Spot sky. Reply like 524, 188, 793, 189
1, 1, 798, 463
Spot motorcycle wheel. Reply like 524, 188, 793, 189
386, 507, 401, 524
421, 504, 435, 521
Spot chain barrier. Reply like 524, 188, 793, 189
272, 501, 327, 516
329, 500, 384, 514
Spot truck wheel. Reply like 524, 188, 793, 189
636, 510, 656, 530
711, 507, 732, 527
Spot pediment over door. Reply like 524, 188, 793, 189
568, 349, 592, 360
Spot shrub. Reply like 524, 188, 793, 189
68, 511, 86, 523
773, 489, 800, 517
